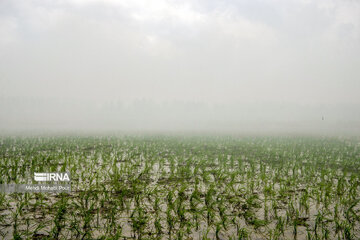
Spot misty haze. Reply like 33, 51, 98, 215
0, 0, 359, 134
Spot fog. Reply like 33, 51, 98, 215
0, 0, 359, 135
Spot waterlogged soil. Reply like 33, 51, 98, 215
0, 136, 359, 239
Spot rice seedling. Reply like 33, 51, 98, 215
0, 135, 359, 239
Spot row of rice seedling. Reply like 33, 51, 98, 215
0, 136, 359, 239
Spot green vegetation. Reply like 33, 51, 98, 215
0, 136, 359, 239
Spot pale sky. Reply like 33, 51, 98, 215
0, 0, 359, 133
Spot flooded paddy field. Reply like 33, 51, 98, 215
0, 136, 359, 239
